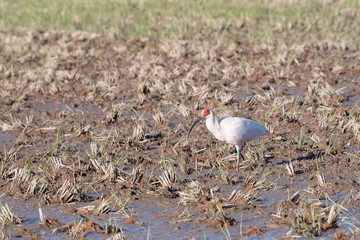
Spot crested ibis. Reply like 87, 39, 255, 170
188, 108, 270, 171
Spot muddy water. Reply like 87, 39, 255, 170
1, 195, 282, 239
2, 180, 357, 239
0, 134, 14, 146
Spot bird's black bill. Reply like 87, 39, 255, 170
187, 118, 201, 139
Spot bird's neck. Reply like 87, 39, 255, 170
205, 111, 222, 137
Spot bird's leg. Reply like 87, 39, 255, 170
236, 146, 245, 172
236, 149, 240, 172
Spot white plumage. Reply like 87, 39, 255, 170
202, 108, 269, 171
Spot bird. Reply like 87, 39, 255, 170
188, 108, 270, 172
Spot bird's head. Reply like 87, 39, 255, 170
201, 108, 210, 118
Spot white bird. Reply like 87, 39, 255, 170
188, 108, 270, 172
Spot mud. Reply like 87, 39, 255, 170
0, 30, 360, 239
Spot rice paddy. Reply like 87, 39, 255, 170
0, 0, 360, 239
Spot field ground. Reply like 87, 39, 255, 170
1, 0, 360, 239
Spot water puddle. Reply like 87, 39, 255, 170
33, 102, 105, 115
0, 133, 15, 147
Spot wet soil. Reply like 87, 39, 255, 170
0, 30, 360, 239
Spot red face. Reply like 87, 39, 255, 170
201, 108, 210, 118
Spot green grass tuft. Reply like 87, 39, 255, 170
1, 0, 360, 44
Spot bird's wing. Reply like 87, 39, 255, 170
219, 117, 269, 145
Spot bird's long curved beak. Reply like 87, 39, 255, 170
187, 118, 201, 139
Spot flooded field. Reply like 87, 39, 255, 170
1, 1, 360, 239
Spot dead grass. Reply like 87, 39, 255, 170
0, 1, 360, 237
